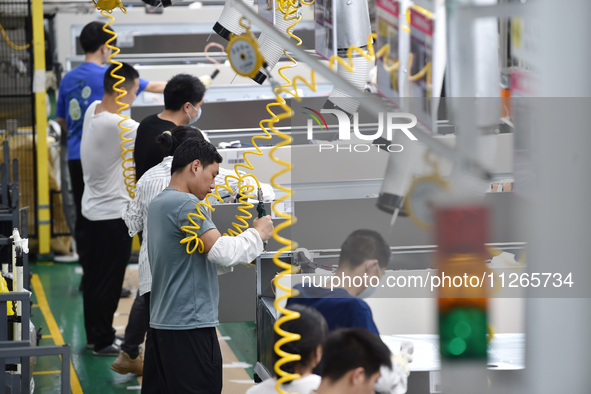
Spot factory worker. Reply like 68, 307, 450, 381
113, 126, 243, 388
287, 229, 390, 335
146, 138, 273, 393
247, 304, 328, 394
79, 62, 141, 356
314, 328, 392, 394
56, 21, 164, 287
134, 74, 206, 181
113, 126, 209, 380
57, 21, 165, 219
287, 230, 411, 393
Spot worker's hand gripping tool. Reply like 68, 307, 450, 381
256, 187, 267, 251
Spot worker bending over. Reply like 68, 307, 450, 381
288, 229, 390, 335
315, 328, 392, 394
246, 304, 328, 394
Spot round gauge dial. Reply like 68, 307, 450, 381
228, 35, 262, 77
405, 176, 448, 230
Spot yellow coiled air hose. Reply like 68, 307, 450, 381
263, 0, 327, 391
178, 2, 408, 392
92, 0, 136, 198
268, 2, 411, 391
180, 170, 261, 253
180, 35, 266, 253
177, 1, 307, 390
262, 16, 413, 392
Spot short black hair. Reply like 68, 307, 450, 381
320, 328, 392, 382
80, 21, 116, 53
273, 304, 328, 375
156, 125, 205, 157
163, 74, 206, 111
339, 229, 391, 269
171, 138, 222, 175
104, 62, 139, 95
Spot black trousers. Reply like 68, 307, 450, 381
67, 159, 84, 227
140, 293, 161, 394
81, 218, 131, 349
123, 231, 150, 359
151, 327, 222, 394
68, 160, 88, 271
68, 160, 86, 269
122, 290, 149, 358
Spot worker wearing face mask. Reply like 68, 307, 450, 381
134, 74, 206, 181
287, 229, 390, 335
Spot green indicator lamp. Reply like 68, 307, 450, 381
439, 306, 488, 359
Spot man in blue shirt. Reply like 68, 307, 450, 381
56, 21, 164, 270
287, 229, 390, 335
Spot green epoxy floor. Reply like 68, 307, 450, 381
29, 262, 257, 393
217, 321, 257, 379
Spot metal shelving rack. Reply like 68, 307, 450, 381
0, 139, 70, 393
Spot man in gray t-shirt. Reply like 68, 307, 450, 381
146, 138, 273, 393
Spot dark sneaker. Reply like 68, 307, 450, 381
120, 288, 132, 298
111, 351, 143, 375
93, 342, 121, 356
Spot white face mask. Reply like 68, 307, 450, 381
186, 104, 202, 125
357, 260, 382, 299
357, 284, 379, 299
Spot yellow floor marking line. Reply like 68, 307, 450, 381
33, 370, 62, 375
31, 274, 83, 394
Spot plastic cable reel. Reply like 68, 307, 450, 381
404, 152, 449, 231
93, 0, 127, 12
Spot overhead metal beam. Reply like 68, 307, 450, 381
228, 0, 492, 180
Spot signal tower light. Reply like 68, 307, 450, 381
435, 204, 489, 361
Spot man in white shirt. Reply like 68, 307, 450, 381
80, 62, 140, 356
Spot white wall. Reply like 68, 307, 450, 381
278, 272, 525, 336
367, 297, 525, 335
